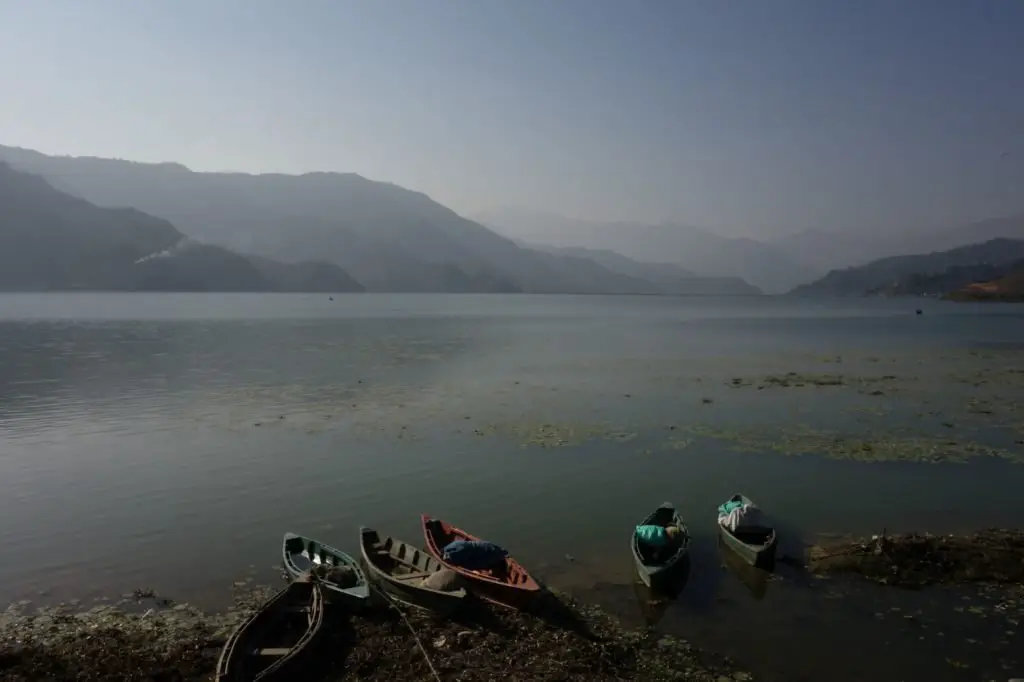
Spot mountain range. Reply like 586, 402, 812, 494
474, 207, 817, 294
766, 216, 1024, 273
523, 244, 761, 295
5, 142, 1022, 297
0, 145, 762, 296
787, 238, 1024, 297
0, 161, 363, 292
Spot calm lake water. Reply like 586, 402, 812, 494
2, 293, 1024, 680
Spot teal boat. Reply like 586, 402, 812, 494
716, 494, 777, 568
631, 502, 690, 587
282, 532, 369, 606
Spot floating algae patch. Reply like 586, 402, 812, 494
477, 420, 639, 449
673, 424, 1024, 464
727, 371, 912, 391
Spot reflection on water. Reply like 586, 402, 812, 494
632, 557, 691, 627
717, 536, 769, 601
1, 293, 1024, 680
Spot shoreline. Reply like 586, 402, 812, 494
4, 528, 1024, 680
0, 583, 750, 682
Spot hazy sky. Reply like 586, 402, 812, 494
1, 0, 1022, 238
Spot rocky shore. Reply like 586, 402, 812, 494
0, 585, 749, 681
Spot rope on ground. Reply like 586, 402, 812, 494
375, 587, 443, 682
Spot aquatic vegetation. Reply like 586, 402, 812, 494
670, 423, 1022, 464
727, 371, 909, 391
477, 420, 639, 448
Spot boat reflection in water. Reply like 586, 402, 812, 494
631, 555, 690, 627
717, 535, 771, 601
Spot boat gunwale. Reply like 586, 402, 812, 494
716, 493, 778, 559
215, 580, 324, 682
358, 526, 468, 601
631, 502, 690, 577
282, 532, 370, 600
420, 514, 540, 593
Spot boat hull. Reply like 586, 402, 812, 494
359, 527, 467, 615
216, 579, 325, 682
282, 532, 370, 607
421, 515, 541, 610
631, 502, 690, 588
716, 494, 777, 568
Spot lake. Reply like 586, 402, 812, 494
2, 292, 1024, 680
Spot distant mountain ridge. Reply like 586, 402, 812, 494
0, 144, 759, 295
0, 162, 364, 292
767, 216, 1024, 273
474, 207, 817, 294
525, 244, 762, 295
787, 238, 1024, 297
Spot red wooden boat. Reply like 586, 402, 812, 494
421, 514, 541, 609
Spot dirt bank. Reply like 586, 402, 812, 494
808, 528, 1024, 588
0, 586, 751, 681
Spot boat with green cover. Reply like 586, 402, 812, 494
716, 493, 777, 568
631, 502, 690, 588
282, 532, 369, 606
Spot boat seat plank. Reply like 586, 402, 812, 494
393, 571, 432, 581
254, 647, 291, 657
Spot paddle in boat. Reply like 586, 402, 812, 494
216, 576, 325, 682
631, 502, 690, 588
716, 493, 777, 568
359, 526, 467, 614
421, 514, 541, 609
282, 532, 369, 606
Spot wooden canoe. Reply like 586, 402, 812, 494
216, 578, 325, 682
631, 502, 690, 588
359, 526, 467, 614
716, 493, 777, 568
421, 514, 541, 609
282, 532, 369, 606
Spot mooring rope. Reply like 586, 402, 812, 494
374, 587, 443, 682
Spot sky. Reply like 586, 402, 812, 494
1, 0, 1022, 239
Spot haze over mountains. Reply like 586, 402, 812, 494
0, 145, 765, 296
475, 207, 817, 294
4, 143, 1024, 297
767, 216, 1024, 274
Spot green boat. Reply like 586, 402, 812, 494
282, 532, 370, 606
716, 494, 777, 568
631, 502, 690, 588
